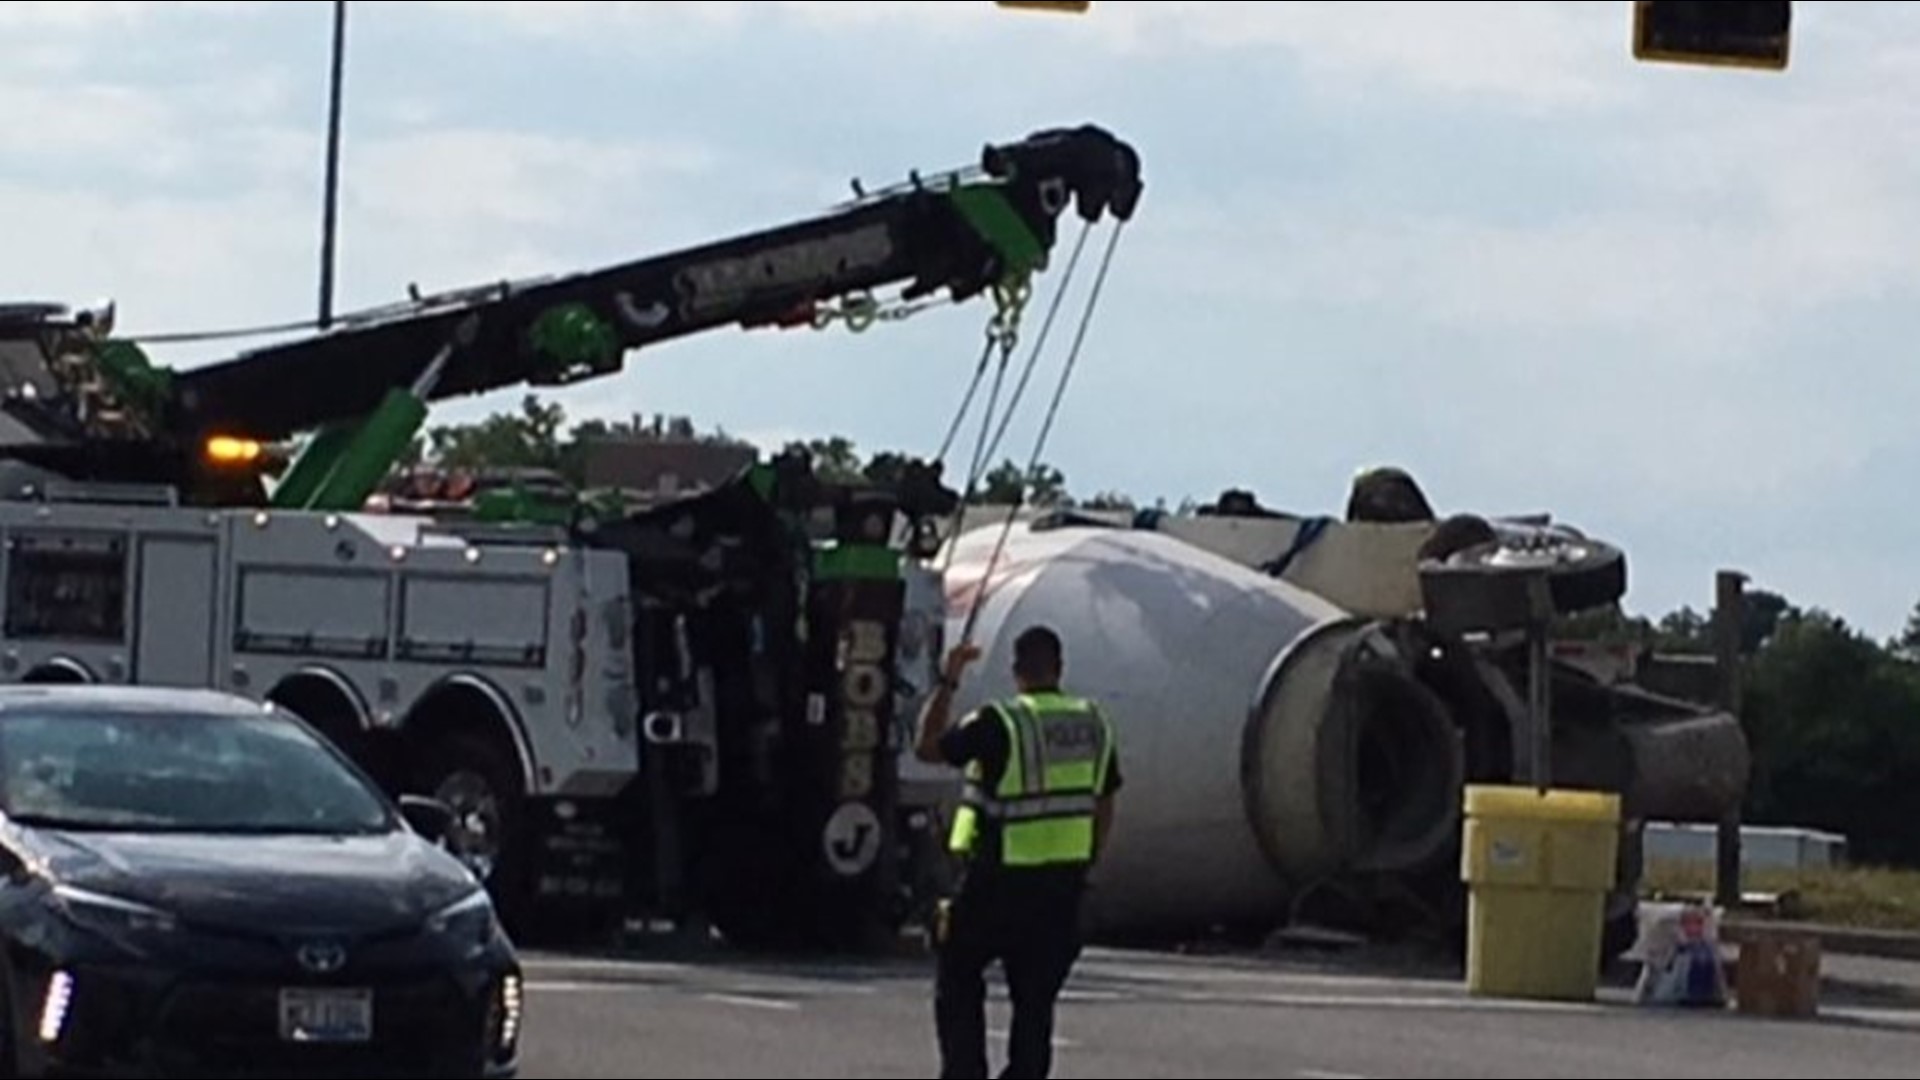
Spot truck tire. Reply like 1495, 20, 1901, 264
1418, 519, 1627, 636
413, 733, 532, 935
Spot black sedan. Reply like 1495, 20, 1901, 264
0, 686, 522, 1078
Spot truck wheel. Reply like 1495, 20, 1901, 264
1418, 524, 1627, 636
414, 733, 532, 933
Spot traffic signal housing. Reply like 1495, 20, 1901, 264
1634, 1, 1791, 72
995, 1, 1092, 12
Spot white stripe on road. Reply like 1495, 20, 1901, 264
525, 980, 801, 1013
526, 977, 1606, 1019
701, 993, 802, 1012
528, 980, 651, 992
1242, 992, 1603, 1015
524, 957, 696, 976
1060, 988, 1128, 1002
1078, 960, 1454, 994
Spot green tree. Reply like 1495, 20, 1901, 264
974, 459, 1068, 506
1742, 607, 1920, 866
862, 451, 917, 490
1895, 599, 1920, 662
1079, 490, 1137, 512
788, 436, 864, 485
426, 394, 568, 474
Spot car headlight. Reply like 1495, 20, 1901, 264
427, 889, 499, 945
51, 885, 179, 938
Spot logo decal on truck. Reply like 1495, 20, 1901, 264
823, 802, 882, 877
839, 618, 889, 801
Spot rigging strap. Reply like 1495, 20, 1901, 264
939, 221, 1094, 572
958, 219, 1128, 649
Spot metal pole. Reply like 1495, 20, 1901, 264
319, 0, 348, 328
1713, 569, 1749, 910
1526, 570, 1554, 792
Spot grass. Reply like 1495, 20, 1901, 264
1643, 860, 1920, 933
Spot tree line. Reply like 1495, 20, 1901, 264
403, 394, 1142, 510
1565, 595, 1920, 870
414, 398, 1920, 870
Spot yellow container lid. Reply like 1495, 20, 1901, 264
1464, 784, 1621, 824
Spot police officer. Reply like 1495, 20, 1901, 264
915, 625, 1121, 1080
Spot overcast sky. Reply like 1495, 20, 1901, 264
4, 1, 1916, 636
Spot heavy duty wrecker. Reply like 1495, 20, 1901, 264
0, 123, 1143, 949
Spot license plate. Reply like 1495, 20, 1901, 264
278, 988, 373, 1043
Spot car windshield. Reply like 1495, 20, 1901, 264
0, 706, 394, 835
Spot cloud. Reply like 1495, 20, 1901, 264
0, 16, 732, 366
437, 0, 985, 36
439, 0, 1629, 106
1092, 1, 1631, 107
0, 1, 269, 28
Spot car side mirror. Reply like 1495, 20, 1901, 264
398, 795, 458, 842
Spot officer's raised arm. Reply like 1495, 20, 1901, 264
915, 642, 982, 765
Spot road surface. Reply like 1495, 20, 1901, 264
515, 947, 1920, 1077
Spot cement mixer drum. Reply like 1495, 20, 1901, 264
941, 523, 1467, 934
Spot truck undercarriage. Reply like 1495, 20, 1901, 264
937, 474, 1750, 961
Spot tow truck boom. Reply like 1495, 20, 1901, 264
1, 124, 1140, 510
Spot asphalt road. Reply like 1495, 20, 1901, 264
515, 947, 1920, 1078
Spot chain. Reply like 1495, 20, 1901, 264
810, 289, 954, 333
985, 275, 1033, 355
959, 221, 1128, 648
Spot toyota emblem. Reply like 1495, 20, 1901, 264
296, 942, 348, 975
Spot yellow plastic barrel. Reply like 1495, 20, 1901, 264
1461, 784, 1622, 1001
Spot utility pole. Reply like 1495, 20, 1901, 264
1526, 569, 1555, 792
319, 0, 348, 329
1713, 569, 1749, 910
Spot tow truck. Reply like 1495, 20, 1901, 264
0, 123, 1143, 949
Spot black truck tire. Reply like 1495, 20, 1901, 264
1418, 515, 1628, 636
413, 733, 534, 937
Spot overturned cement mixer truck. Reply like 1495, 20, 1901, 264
934, 473, 1749, 957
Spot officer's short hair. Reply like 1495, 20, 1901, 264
1013, 625, 1063, 681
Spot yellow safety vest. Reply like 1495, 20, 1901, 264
949, 692, 1115, 868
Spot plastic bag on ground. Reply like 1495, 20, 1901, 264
1628, 902, 1729, 1008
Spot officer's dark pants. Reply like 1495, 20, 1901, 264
935, 868, 1085, 1079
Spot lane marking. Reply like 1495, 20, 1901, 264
702, 993, 802, 1012
529, 980, 654, 992
525, 957, 695, 977
1077, 962, 1456, 994
1060, 988, 1128, 1002
1239, 992, 1603, 1015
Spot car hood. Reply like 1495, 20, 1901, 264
19, 827, 479, 935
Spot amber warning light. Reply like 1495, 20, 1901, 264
204, 435, 265, 466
